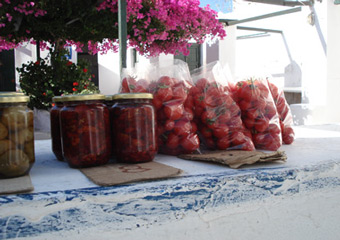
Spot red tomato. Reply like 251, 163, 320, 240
238, 100, 252, 111
200, 126, 213, 138
236, 81, 253, 102
196, 78, 209, 91
194, 106, 204, 117
182, 108, 194, 121
254, 117, 269, 133
121, 77, 137, 92
268, 123, 281, 135
194, 93, 207, 108
230, 131, 246, 146
184, 94, 194, 109
181, 133, 199, 152
173, 120, 192, 137
217, 111, 231, 125
163, 101, 184, 121
213, 124, 229, 139
152, 97, 163, 110
158, 76, 174, 87
243, 117, 255, 129
191, 121, 198, 133
265, 102, 277, 119
227, 116, 243, 128
283, 126, 295, 144
166, 133, 180, 149
254, 80, 270, 99
164, 120, 175, 131
246, 108, 261, 120
155, 87, 173, 102
204, 137, 216, 149
217, 136, 230, 150
201, 110, 216, 125
172, 83, 187, 102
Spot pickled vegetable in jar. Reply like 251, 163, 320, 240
60, 94, 111, 168
50, 96, 64, 161
0, 95, 35, 178
111, 93, 157, 163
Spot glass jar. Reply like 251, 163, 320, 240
111, 93, 157, 163
0, 95, 35, 178
60, 94, 111, 168
50, 96, 64, 161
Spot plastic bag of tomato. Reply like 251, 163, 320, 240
267, 79, 295, 144
231, 77, 282, 151
148, 60, 200, 155
118, 60, 200, 155
190, 62, 255, 151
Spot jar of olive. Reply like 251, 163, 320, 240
0, 95, 35, 178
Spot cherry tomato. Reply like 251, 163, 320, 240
158, 76, 174, 87
201, 126, 213, 138
166, 133, 179, 149
164, 120, 175, 131
172, 83, 187, 102
213, 124, 229, 139
173, 120, 192, 137
155, 86, 173, 102
217, 136, 230, 150
196, 78, 209, 91
180, 133, 199, 152
163, 101, 184, 121
254, 117, 269, 133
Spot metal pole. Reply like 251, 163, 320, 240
220, 7, 302, 26
36, 41, 41, 60
118, 0, 127, 73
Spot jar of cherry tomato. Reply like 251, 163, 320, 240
50, 96, 64, 161
111, 93, 157, 163
60, 94, 111, 168
0, 95, 35, 178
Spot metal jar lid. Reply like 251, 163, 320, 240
61, 94, 106, 102
0, 92, 25, 96
112, 93, 153, 100
52, 96, 65, 102
0, 95, 29, 103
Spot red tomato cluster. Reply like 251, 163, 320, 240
60, 102, 111, 168
267, 81, 295, 144
233, 78, 282, 151
152, 76, 200, 155
111, 100, 157, 163
191, 78, 255, 151
120, 77, 149, 93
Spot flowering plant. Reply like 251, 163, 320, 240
1, 0, 226, 56
17, 48, 99, 110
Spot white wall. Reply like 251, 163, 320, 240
326, 0, 340, 122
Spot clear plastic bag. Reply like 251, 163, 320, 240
232, 76, 282, 151
191, 61, 255, 151
118, 60, 200, 155
267, 79, 295, 144
149, 60, 199, 155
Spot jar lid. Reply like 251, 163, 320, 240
61, 94, 106, 102
52, 96, 64, 102
0, 92, 25, 96
0, 95, 29, 103
112, 93, 153, 100
105, 95, 115, 101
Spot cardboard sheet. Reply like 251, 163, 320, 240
0, 174, 34, 195
178, 150, 287, 169
80, 161, 182, 186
